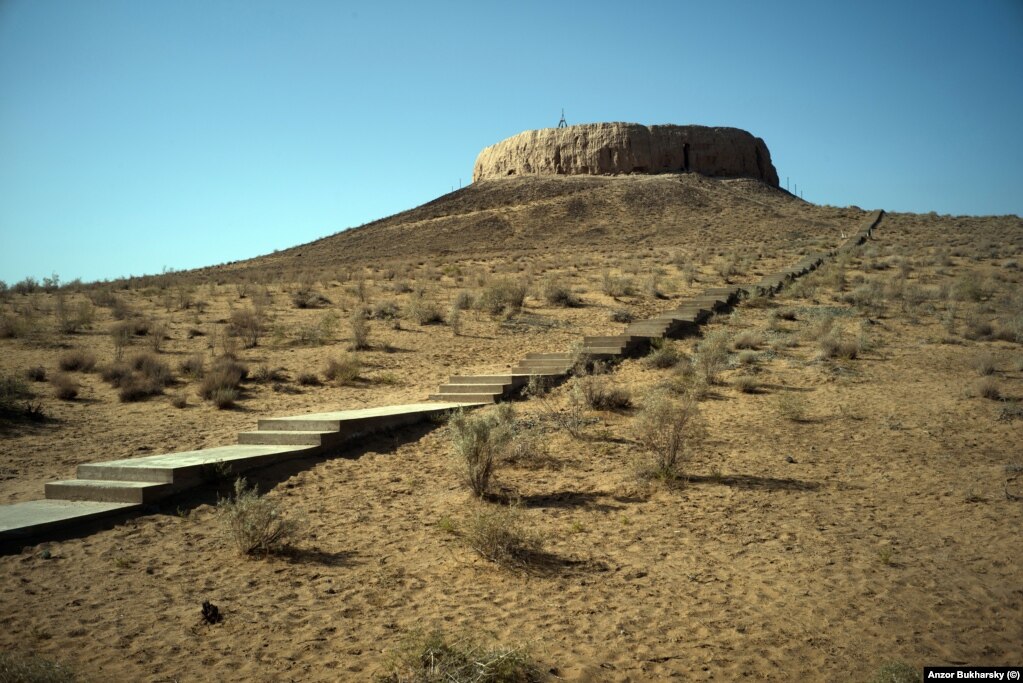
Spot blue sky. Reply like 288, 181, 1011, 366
1, 0, 1021, 284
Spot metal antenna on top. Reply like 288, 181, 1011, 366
557, 108, 567, 128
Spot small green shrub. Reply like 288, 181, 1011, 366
449, 406, 514, 497
867, 660, 918, 683
218, 478, 297, 556
632, 393, 702, 483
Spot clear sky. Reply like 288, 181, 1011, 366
1, 0, 1021, 284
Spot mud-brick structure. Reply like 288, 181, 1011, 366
473, 122, 779, 187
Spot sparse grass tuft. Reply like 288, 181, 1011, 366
732, 330, 763, 350
971, 352, 997, 376
733, 375, 759, 394
645, 340, 684, 369
380, 628, 544, 683
461, 503, 544, 571
0, 651, 79, 683
775, 392, 809, 422
866, 660, 918, 683
199, 357, 248, 406
973, 377, 1001, 400
218, 478, 297, 557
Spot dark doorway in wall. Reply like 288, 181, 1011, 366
682, 143, 690, 172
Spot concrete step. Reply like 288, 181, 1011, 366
77, 444, 315, 485
514, 359, 575, 368
448, 375, 523, 386
0, 500, 142, 542
522, 352, 575, 361
237, 430, 344, 447
45, 479, 171, 505
426, 393, 495, 404
256, 402, 468, 434
582, 335, 644, 345
436, 383, 509, 395
578, 347, 627, 356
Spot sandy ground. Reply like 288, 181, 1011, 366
1, 183, 1021, 681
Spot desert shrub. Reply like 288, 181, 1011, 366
391, 280, 413, 294
867, 661, 918, 683
349, 310, 371, 350
449, 406, 514, 497
775, 392, 809, 422
171, 395, 188, 409
109, 322, 133, 360
451, 290, 474, 311
447, 304, 462, 336
0, 374, 34, 416
291, 288, 330, 309
818, 333, 860, 360
0, 651, 79, 683
477, 279, 527, 316
645, 340, 683, 369
50, 373, 79, 400
118, 375, 163, 402
199, 357, 248, 403
733, 374, 759, 394
632, 393, 702, 483
972, 352, 997, 376
25, 366, 46, 382
55, 296, 94, 334
146, 322, 168, 353
407, 294, 444, 325
380, 629, 543, 683
130, 353, 173, 386
737, 350, 759, 365
100, 363, 132, 387
732, 330, 763, 350
251, 365, 286, 383
58, 349, 97, 373
371, 300, 400, 320
178, 354, 205, 380
572, 375, 632, 411
694, 330, 730, 384
600, 271, 635, 298
952, 271, 991, 302
963, 312, 994, 341
218, 478, 297, 556
323, 354, 362, 385
229, 307, 263, 348
462, 503, 543, 571
540, 277, 579, 307
0, 311, 33, 339
973, 377, 1001, 400
297, 372, 321, 386
609, 308, 634, 323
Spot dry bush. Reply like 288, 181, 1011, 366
695, 330, 730, 384
572, 375, 632, 411
449, 406, 514, 497
291, 288, 330, 309
218, 478, 297, 557
447, 304, 462, 336
451, 290, 473, 311
0, 373, 40, 420
963, 312, 994, 341
55, 296, 94, 334
866, 661, 918, 683
349, 310, 371, 350
609, 308, 634, 323
380, 630, 543, 683
818, 333, 860, 360
973, 377, 1001, 400
178, 354, 205, 380
0, 651, 79, 683
171, 395, 188, 409
645, 340, 684, 369
58, 349, 97, 372
297, 372, 321, 386
371, 300, 400, 320
50, 373, 79, 401
229, 307, 263, 348
461, 503, 544, 571
199, 357, 248, 407
324, 354, 362, 385
600, 271, 635, 298
477, 279, 527, 316
732, 330, 763, 350
737, 350, 759, 366
407, 294, 444, 325
0, 311, 34, 339
146, 322, 168, 353
25, 366, 46, 382
972, 352, 997, 376
540, 276, 579, 307
130, 353, 173, 386
632, 393, 702, 483
952, 271, 992, 302
775, 392, 809, 422
251, 365, 286, 383
733, 375, 759, 394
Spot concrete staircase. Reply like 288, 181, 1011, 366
2, 210, 885, 543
